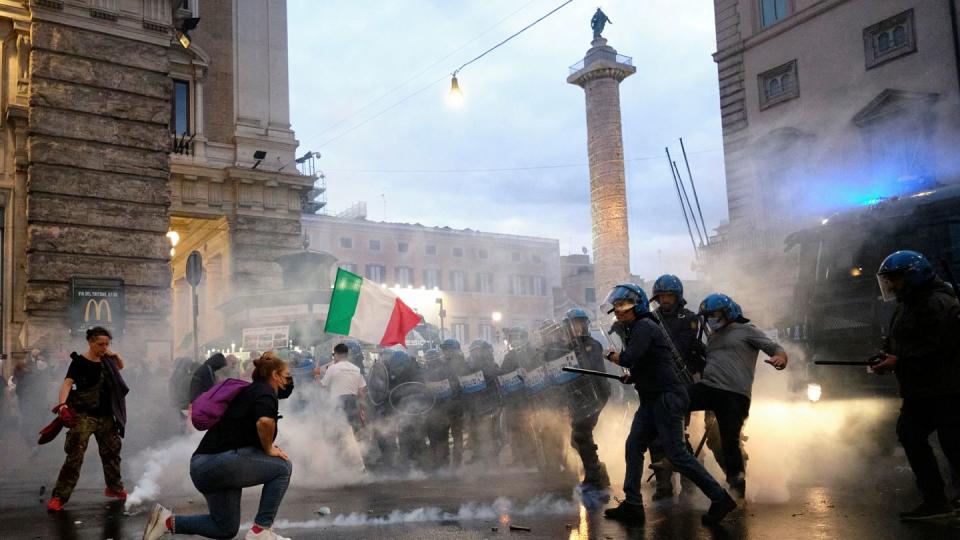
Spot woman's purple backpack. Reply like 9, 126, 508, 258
191, 378, 250, 430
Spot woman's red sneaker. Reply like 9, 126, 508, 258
46, 497, 64, 512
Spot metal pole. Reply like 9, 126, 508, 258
666, 148, 699, 258
679, 137, 709, 245
191, 286, 200, 364
438, 299, 445, 341
674, 160, 706, 247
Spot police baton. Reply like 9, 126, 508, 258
560, 366, 626, 381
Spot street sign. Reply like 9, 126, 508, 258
186, 251, 203, 287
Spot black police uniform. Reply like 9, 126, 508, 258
568, 334, 611, 487
500, 343, 539, 465
886, 277, 960, 509
649, 305, 704, 497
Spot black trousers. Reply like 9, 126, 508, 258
687, 383, 751, 485
897, 394, 960, 503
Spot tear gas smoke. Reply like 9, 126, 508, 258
259, 494, 576, 529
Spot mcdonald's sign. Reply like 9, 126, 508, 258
70, 278, 124, 335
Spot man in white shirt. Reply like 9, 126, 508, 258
320, 343, 367, 431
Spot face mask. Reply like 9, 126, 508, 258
706, 317, 726, 332
278, 376, 294, 400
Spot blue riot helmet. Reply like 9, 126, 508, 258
602, 283, 650, 316
439, 338, 464, 364
468, 339, 495, 367
383, 349, 414, 385
698, 293, 744, 331
344, 340, 365, 375
564, 307, 591, 337
468, 339, 493, 355
877, 250, 934, 302
504, 326, 529, 349
651, 274, 685, 308
440, 338, 461, 352
423, 348, 443, 367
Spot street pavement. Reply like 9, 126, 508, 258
2, 464, 958, 539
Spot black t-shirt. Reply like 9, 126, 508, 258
194, 382, 279, 455
65, 355, 111, 417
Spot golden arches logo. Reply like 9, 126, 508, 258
83, 299, 112, 323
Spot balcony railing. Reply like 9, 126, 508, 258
568, 53, 633, 74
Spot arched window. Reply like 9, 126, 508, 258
768, 78, 782, 97
877, 32, 890, 53
892, 26, 906, 48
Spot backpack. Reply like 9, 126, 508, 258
169, 359, 199, 409
191, 378, 251, 431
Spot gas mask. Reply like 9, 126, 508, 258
705, 317, 726, 333
277, 376, 295, 400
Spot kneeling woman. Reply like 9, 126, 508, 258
143, 352, 295, 540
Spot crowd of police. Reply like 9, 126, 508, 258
345, 248, 960, 528
351, 308, 612, 483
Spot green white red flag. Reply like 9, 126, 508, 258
324, 268, 422, 347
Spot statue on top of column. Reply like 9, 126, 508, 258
591, 7, 612, 39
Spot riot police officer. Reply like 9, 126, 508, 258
564, 308, 611, 490
499, 327, 538, 465
440, 339, 468, 468
872, 250, 960, 520
602, 284, 735, 526
649, 274, 705, 499
383, 349, 428, 471
422, 348, 455, 470
465, 339, 501, 464
343, 340, 366, 376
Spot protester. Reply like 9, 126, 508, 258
47, 326, 129, 512
320, 343, 367, 433
189, 353, 237, 403
142, 352, 294, 540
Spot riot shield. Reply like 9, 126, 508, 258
366, 360, 390, 406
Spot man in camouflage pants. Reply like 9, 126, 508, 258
53, 414, 124, 503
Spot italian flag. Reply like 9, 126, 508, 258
325, 268, 423, 347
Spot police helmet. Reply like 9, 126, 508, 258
439, 338, 462, 351
602, 283, 650, 315
651, 274, 684, 303
504, 326, 529, 342
423, 348, 443, 365
698, 293, 743, 321
563, 308, 591, 322
468, 339, 493, 354
383, 349, 413, 380
877, 250, 934, 301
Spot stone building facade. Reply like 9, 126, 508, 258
711, 0, 960, 251
0, 0, 316, 368
706, 0, 960, 319
302, 213, 561, 346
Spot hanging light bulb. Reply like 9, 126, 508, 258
447, 75, 464, 107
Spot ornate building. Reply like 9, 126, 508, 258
0, 0, 318, 368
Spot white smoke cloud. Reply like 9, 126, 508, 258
262, 494, 576, 530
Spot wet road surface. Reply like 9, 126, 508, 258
2, 467, 958, 539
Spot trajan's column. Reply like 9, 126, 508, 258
567, 9, 636, 301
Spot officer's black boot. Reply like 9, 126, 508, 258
652, 468, 674, 501
604, 501, 645, 525
701, 493, 737, 526
899, 498, 956, 521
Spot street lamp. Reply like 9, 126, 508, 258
436, 297, 446, 341
491, 311, 502, 323
447, 75, 464, 108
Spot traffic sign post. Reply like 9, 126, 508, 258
186, 251, 203, 364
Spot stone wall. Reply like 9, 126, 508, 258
192, 0, 234, 145
25, 20, 172, 353
228, 214, 302, 294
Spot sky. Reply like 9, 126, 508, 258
287, 0, 726, 280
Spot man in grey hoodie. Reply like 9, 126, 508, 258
689, 293, 788, 499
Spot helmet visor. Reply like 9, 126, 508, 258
602, 285, 638, 314
877, 274, 898, 302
